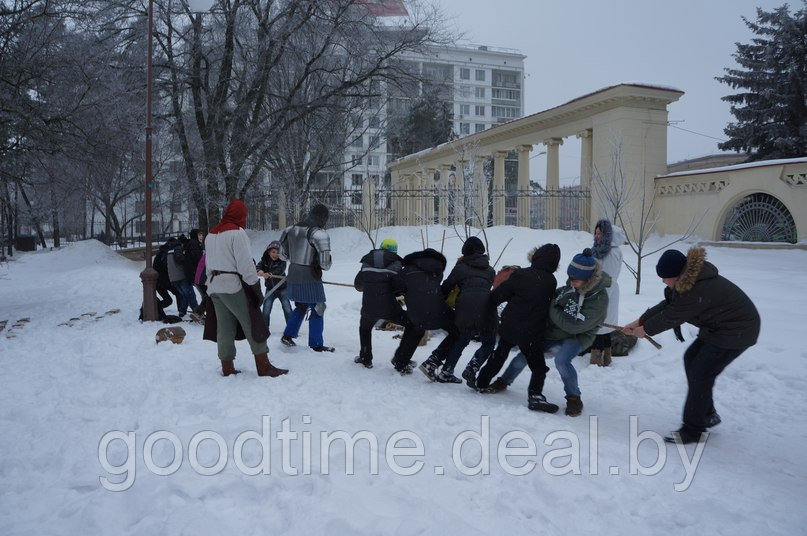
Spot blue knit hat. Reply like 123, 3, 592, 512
567, 248, 597, 280
656, 249, 687, 278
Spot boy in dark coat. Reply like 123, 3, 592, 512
184, 229, 206, 315
624, 246, 760, 444
257, 240, 292, 327
496, 248, 611, 416
154, 238, 182, 309
474, 243, 561, 413
431, 237, 497, 384
390, 248, 458, 376
352, 238, 404, 369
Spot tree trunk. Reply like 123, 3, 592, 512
635, 250, 642, 295
52, 207, 60, 248
104, 198, 113, 246
18, 186, 47, 248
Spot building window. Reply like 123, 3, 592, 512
459, 123, 470, 135
475, 124, 486, 133
351, 174, 363, 186
368, 116, 381, 129
475, 105, 485, 116
351, 136, 363, 148
459, 104, 470, 116
475, 87, 485, 99
369, 134, 381, 149
351, 155, 362, 166
367, 155, 380, 167
491, 105, 520, 119
459, 67, 470, 80
475, 69, 485, 81
492, 88, 520, 101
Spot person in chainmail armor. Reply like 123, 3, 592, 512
278, 204, 335, 352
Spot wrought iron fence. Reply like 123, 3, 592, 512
244, 184, 589, 232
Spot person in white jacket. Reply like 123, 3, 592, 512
205, 199, 288, 378
589, 219, 624, 366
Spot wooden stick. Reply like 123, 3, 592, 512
440, 230, 446, 254
601, 322, 662, 350
492, 237, 513, 269
420, 228, 426, 249
261, 273, 353, 288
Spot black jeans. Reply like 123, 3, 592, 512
359, 312, 408, 361
477, 337, 548, 395
392, 318, 458, 369
681, 338, 747, 434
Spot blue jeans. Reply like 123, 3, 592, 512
174, 280, 198, 314
283, 302, 324, 348
500, 338, 584, 397
262, 289, 292, 327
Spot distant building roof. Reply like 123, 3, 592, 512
667, 154, 746, 174
658, 157, 807, 179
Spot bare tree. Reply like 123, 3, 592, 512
140, 0, 452, 231
613, 170, 705, 295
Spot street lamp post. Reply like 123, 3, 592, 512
140, 0, 216, 321
139, 0, 158, 321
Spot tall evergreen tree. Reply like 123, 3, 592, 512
717, 2, 807, 161
386, 90, 454, 161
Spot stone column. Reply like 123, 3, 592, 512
438, 164, 450, 225
361, 176, 375, 231
493, 150, 507, 226
455, 161, 467, 227
473, 155, 488, 228
545, 137, 563, 229
516, 145, 532, 228
423, 169, 436, 225
406, 174, 416, 226
578, 129, 593, 231
390, 170, 401, 225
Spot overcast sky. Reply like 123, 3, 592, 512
436, 0, 788, 185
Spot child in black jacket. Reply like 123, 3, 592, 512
352, 239, 405, 368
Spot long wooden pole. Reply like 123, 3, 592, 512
601, 322, 662, 350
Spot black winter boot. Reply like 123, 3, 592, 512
390, 357, 415, 375
354, 354, 373, 368
664, 427, 708, 444
435, 368, 462, 384
480, 378, 508, 394
528, 393, 559, 413
418, 354, 441, 382
705, 411, 722, 428
280, 335, 296, 347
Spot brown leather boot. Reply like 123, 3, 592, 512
589, 349, 603, 366
221, 359, 241, 376
565, 395, 584, 417
602, 347, 612, 366
255, 353, 289, 377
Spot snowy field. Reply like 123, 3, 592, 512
1, 225, 805, 535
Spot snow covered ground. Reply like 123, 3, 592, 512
1, 225, 805, 535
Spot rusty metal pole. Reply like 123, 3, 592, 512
140, 0, 159, 321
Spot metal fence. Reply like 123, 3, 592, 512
243, 184, 589, 232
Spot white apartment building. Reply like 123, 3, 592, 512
342, 44, 526, 192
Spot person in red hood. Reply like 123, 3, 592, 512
203, 199, 288, 378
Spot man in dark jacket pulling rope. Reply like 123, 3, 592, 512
624, 247, 760, 444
